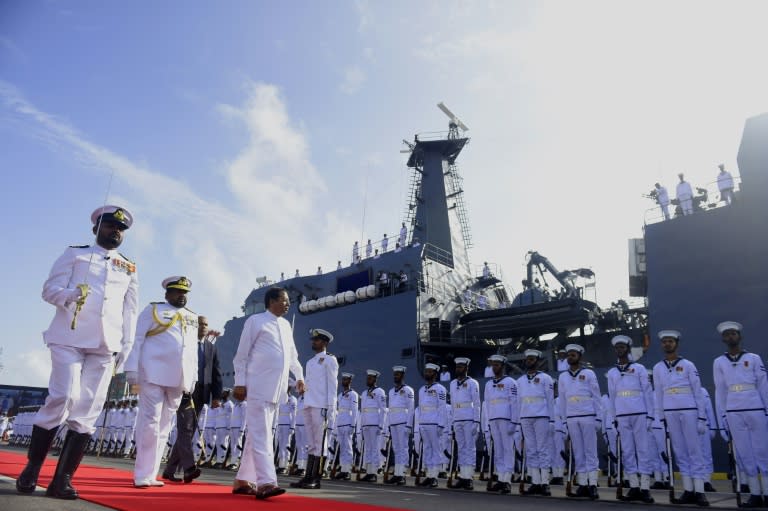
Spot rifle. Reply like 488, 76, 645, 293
414, 435, 424, 485
518, 435, 526, 494
382, 430, 393, 482
329, 436, 341, 479
566, 436, 575, 496
355, 428, 366, 481
446, 432, 459, 488
318, 414, 329, 479
728, 436, 742, 507
485, 435, 495, 491
615, 427, 623, 500
664, 421, 675, 503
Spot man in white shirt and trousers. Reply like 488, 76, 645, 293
16, 205, 138, 500
126, 276, 199, 488
717, 164, 736, 205
676, 173, 694, 216
291, 328, 338, 489
231, 287, 305, 500
654, 183, 671, 220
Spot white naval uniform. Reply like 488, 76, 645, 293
194, 404, 208, 460
335, 389, 359, 473
381, 236, 389, 252
126, 301, 198, 483
365, 241, 373, 258
700, 388, 716, 482
551, 397, 566, 478
417, 382, 448, 477
302, 350, 339, 457
294, 396, 307, 468
517, 371, 555, 485
653, 357, 708, 492
229, 400, 247, 463
483, 376, 519, 482
607, 361, 655, 489
360, 386, 387, 473
717, 170, 735, 204
203, 405, 218, 462
399, 226, 407, 247
215, 399, 234, 464
124, 404, 138, 455
37, 245, 139, 434
676, 180, 694, 216
232, 310, 304, 487
450, 376, 481, 480
388, 384, 415, 477
276, 395, 297, 469
558, 367, 603, 487
657, 186, 670, 220
714, 351, 768, 496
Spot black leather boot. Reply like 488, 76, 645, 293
290, 455, 315, 488
16, 425, 59, 494
46, 430, 90, 499
694, 492, 709, 507
301, 456, 322, 489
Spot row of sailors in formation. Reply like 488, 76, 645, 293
652, 165, 736, 220
267, 321, 767, 507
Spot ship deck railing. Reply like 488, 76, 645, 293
643, 175, 742, 226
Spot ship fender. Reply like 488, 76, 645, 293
344, 290, 356, 304
324, 295, 337, 308
356, 287, 369, 301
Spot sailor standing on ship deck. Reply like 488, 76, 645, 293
713, 321, 768, 508
606, 335, 655, 503
359, 370, 387, 482
332, 373, 359, 480
654, 183, 671, 221
365, 239, 373, 259
676, 173, 694, 216
385, 366, 415, 485
558, 344, 603, 500
716, 164, 736, 205
517, 349, 555, 496
399, 222, 407, 247
653, 329, 709, 506
450, 357, 481, 490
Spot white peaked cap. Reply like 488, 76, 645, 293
90, 205, 133, 229
392, 365, 406, 373
488, 354, 507, 363
341, 372, 354, 379
454, 357, 470, 366
717, 321, 742, 334
524, 349, 542, 358
611, 335, 632, 346
366, 369, 380, 377
425, 363, 440, 372
310, 328, 334, 342
565, 344, 585, 354
658, 329, 681, 340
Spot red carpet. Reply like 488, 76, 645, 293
0, 450, 404, 511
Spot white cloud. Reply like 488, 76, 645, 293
1, 348, 51, 387
339, 66, 367, 95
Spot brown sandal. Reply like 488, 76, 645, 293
232, 484, 257, 495
255, 484, 286, 500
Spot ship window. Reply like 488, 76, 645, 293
401, 348, 415, 358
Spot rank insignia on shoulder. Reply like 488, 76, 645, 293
119, 252, 135, 264
676, 366, 684, 372
70, 244, 90, 248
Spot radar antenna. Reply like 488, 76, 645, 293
437, 102, 469, 139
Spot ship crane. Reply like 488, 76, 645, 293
522, 251, 594, 301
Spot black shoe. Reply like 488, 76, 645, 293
276, 467, 287, 475
333, 471, 350, 480
212, 462, 223, 469
500, 482, 512, 494
362, 473, 377, 482
741, 484, 752, 494
294, 468, 305, 477
541, 484, 551, 496
391, 476, 406, 486
674, 490, 697, 504
740, 495, 764, 508
162, 472, 182, 482
624, 487, 642, 501
463, 478, 474, 490
574, 485, 590, 497
487, 481, 501, 492
183, 467, 201, 483
437, 471, 448, 479
640, 489, 655, 503
45, 430, 90, 500
16, 425, 58, 494
694, 492, 709, 507
589, 485, 599, 500
524, 484, 542, 495
427, 477, 438, 488
704, 482, 715, 492
550, 477, 564, 485
291, 455, 315, 488
651, 481, 667, 489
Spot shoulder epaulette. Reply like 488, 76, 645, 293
184, 307, 197, 314
118, 252, 134, 263
150, 301, 164, 305
326, 352, 336, 357
70, 245, 90, 249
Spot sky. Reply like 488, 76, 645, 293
1, 0, 767, 386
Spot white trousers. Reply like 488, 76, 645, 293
236, 400, 278, 486
551, 428, 566, 470
390, 423, 410, 473
215, 427, 230, 463
521, 417, 551, 469
453, 421, 477, 476
275, 425, 292, 467
361, 425, 381, 468
420, 424, 442, 471
294, 424, 308, 463
568, 417, 599, 474
489, 419, 515, 477
303, 406, 327, 457
680, 197, 693, 215
336, 424, 355, 470
728, 410, 768, 478
665, 409, 707, 479
134, 379, 183, 482
203, 428, 216, 460
617, 414, 654, 476
35, 345, 114, 434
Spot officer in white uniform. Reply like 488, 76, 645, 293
654, 183, 671, 220
381, 234, 389, 252
359, 369, 387, 482
399, 222, 407, 247
717, 164, 735, 205
332, 373, 359, 480
417, 363, 448, 487
228, 396, 247, 470
213, 389, 233, 468
384, 366, 415, 485
449, 357, 481, 490
653, 329, 709, 506
275, 386, 297, 475
558, 344, 603, 500
606, 335, 655, 503
676, 173, 694, 216
352, 241, 360, 264
291, 328, 338, 489
365, 239, 373, 259
483, 354, 519, 494
517, 349, 555, 496
126, 276, 199, 488
17, 205, 138, 500
713, 321, 768, 507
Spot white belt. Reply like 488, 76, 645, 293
389, 407, 407, 413
665, 387, 691, 394
567, 395, 591, 402
729, 384, 756, 392
453, 402, 473, 409
420, 406, 437, 411
616, 390, 641, 398
522, 397, 544, 404
489, 398, 508, 405
362, 407, 379, 413
338, 407, 352, 412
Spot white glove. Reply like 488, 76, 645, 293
471, 422, 480, 437
125, 371, 139, 385
697, 419, 707, 436
646, 416, 654, 432
720, 416, 730, 442
114, 347, 131, 372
